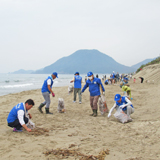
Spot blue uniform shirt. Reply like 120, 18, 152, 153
41, 76, 53, 93
74, 75, 82, 89
82, 77, 105, 96
116, 96, 133, 111
7, 103, 25, 123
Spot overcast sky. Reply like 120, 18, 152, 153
0, 0, 160, 73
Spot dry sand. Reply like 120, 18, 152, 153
0, 72, 160, 159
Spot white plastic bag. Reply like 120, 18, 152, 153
26, 113, 35, 129
114, 107, 130, 123
68, 85, 73, 94
57, 98, 65, 113
26, 120, 35, 129
99, 97, 108, 115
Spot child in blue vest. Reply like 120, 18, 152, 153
108, 94, 134, 121
7, 99, 34, 132
38, 72, 58, 114
81, 72, 105, 117
70, 72, 82, 104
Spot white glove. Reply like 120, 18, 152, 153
120, 105, 126, 109
108, 113, 111, 118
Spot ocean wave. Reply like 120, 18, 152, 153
0, 83, 34, 88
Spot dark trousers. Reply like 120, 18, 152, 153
141, 78, 144, 83
8, 117, 28, 130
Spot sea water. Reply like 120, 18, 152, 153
0, 73, 110, 96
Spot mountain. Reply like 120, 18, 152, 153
33, 49, 135, 74
131, 58, 156, 70
11, 69, 34, 74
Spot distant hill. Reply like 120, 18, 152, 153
33, 49, 135, 74
136, 57, 160, 73
131, 58, 155, 70
11, 69, 34, 74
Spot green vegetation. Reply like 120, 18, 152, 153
136, 57, 160, 73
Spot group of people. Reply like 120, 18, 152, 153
7, 71, 135, 132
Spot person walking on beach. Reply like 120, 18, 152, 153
38, 72, 58, 114
7, 99, 34, 132
81, 72, 105, 117
70, 72, 82, 104
108, 94, 134, 121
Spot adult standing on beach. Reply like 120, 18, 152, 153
38, 72, 58, 114
7, 99, 34, 132
81, 72, 105, 117
70, 72, 82, 104
116, 72, 120, 82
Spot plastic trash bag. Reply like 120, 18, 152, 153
99, 97, 108, 115
68, 85, 73, 94
57, 98, 65, 113
26, 120, 35, 129
26, 113, 35, 129
114, 107, 130, 123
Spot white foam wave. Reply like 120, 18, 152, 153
0, 83, 33, 88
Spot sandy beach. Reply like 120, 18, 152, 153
0, 73, 160, 159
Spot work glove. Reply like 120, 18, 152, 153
120, 105, 126, 109
108, 113, 111, 118
52, 92, 55, 97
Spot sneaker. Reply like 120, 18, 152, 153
73, 101, 76, 103
13, 128, 23, 132
79, 102, 81, 104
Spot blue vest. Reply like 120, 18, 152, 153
105, 79, 109, 83
7, 103, 25, 123
74, 75, 82, 88
82, 77, 105, 97
116, 96, 133, 111
41, 76, 53, 93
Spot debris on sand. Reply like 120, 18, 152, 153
43, 148, 109, 160
28, 127, 49, 136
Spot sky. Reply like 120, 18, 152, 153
0, 0, 160, 73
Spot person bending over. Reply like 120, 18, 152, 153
108, 94, 134, 121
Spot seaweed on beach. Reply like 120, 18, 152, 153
28, 127, 49, 136
43, 148, 109, 160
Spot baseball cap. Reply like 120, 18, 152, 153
74, 72, 79, 75
52, 72, 58, 78
87, 72, 93, 77
114, 94, 121, 101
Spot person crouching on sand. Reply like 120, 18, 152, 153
81, 72, 105, 117
7, 99, 34, 132
38, 72, 58, 114
108, 94, 134, 121
122, 85, 133, 100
